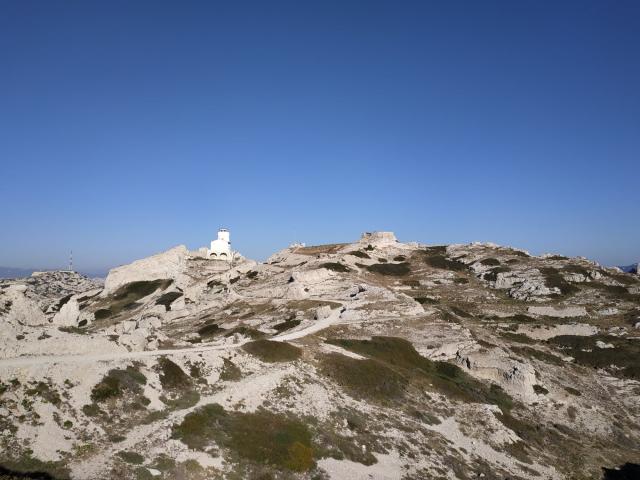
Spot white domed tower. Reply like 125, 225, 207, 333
209, 228, 232, 261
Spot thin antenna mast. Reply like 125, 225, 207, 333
69, 250, 73, 272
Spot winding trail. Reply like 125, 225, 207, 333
0, 306, 345, 368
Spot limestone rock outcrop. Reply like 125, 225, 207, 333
103, 245, 189, 294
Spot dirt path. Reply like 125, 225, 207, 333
0, 307, 346, 368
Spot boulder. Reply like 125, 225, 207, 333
51, 297, 80, 327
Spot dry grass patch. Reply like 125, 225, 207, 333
173, 404, 315, 472
243, 340, 302, 362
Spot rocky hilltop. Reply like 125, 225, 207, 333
1, 233, 639, 480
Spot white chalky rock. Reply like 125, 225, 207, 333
51, 297, 80, 327
103, 245, 189, 294
528, 306, 588, 318
314, 305, 332, 320
2, 285, 48, 326
456, 349, 537, 401
595, 340, 614, 349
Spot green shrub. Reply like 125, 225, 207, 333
161, 390, 200, 410
539, 267, 578, 296
320, 353, 407, 401
483, 266, 510, 282
93, 279, 172, 320
94, 308, 112, 320
58, 325, 88, 334
414, 297, 438, 305
499, 331, 537, 344
393, 255, 406, 261
197, 322, 222, 336
511, 346, 564, 366
243, 340, 302, 363
564, 386, 581, 396
90, 366, 146, 402
172, 404, 315, 472
533, 384, 549, 395
347, 251, 370, 259
156, 291, 183, 311
423, 246, 447, 255
118, 451, 144, 465
562, 264, 589, 276
450, 306, 471, 318
377, 258, 388, 263
423, 255, 466, 272
480, 258, 500, 266
319, 262, 351, 273
157, 358, 191, 390
220, 358, 242, 381
548, 335, 640, 380
326, 337, 513, 412
246, 270, 259, 279
25, 382, 61, 405
272, 319, 301, 332
366, 262, 411, 276
224, 326, 265, 340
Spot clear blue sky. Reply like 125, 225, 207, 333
1, 1, 639, 273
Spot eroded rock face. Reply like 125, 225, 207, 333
103, 245, 190, 294
456, 348, 538, 401
51, 297, 80, 327
1, 284, 48, 326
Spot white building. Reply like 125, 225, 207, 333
209, 228, 232, 261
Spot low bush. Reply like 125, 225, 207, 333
224, 326, 265, 340
118, 451, 144, 465
423, 255, 466, 272
220, 358, 242, 381
90, 366, 147, 402
548, 335, 640, 380
539, 267, 579, 296
366, 262, 411, 276
325, 337, 514, 412
511, 346, 564, 366
156, 291, 183, 311
157, 358, 191, 390
197, 322, 223, 337
423, 246, 447, 255
414, 297, 439, 305
562, 264, 590, 276
173, 404, 315, 472
483, 266, 510, 282
272, 319, 301, 332
480, 258, 500, 266
319, 262, 351, 273
94, 279, 172, 320
533, 384, 549, 395
243, 340, 302, 363
319, 353, 407, 401
347, 251, 370, 259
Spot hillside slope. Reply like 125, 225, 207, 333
1, 232, 639, 480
